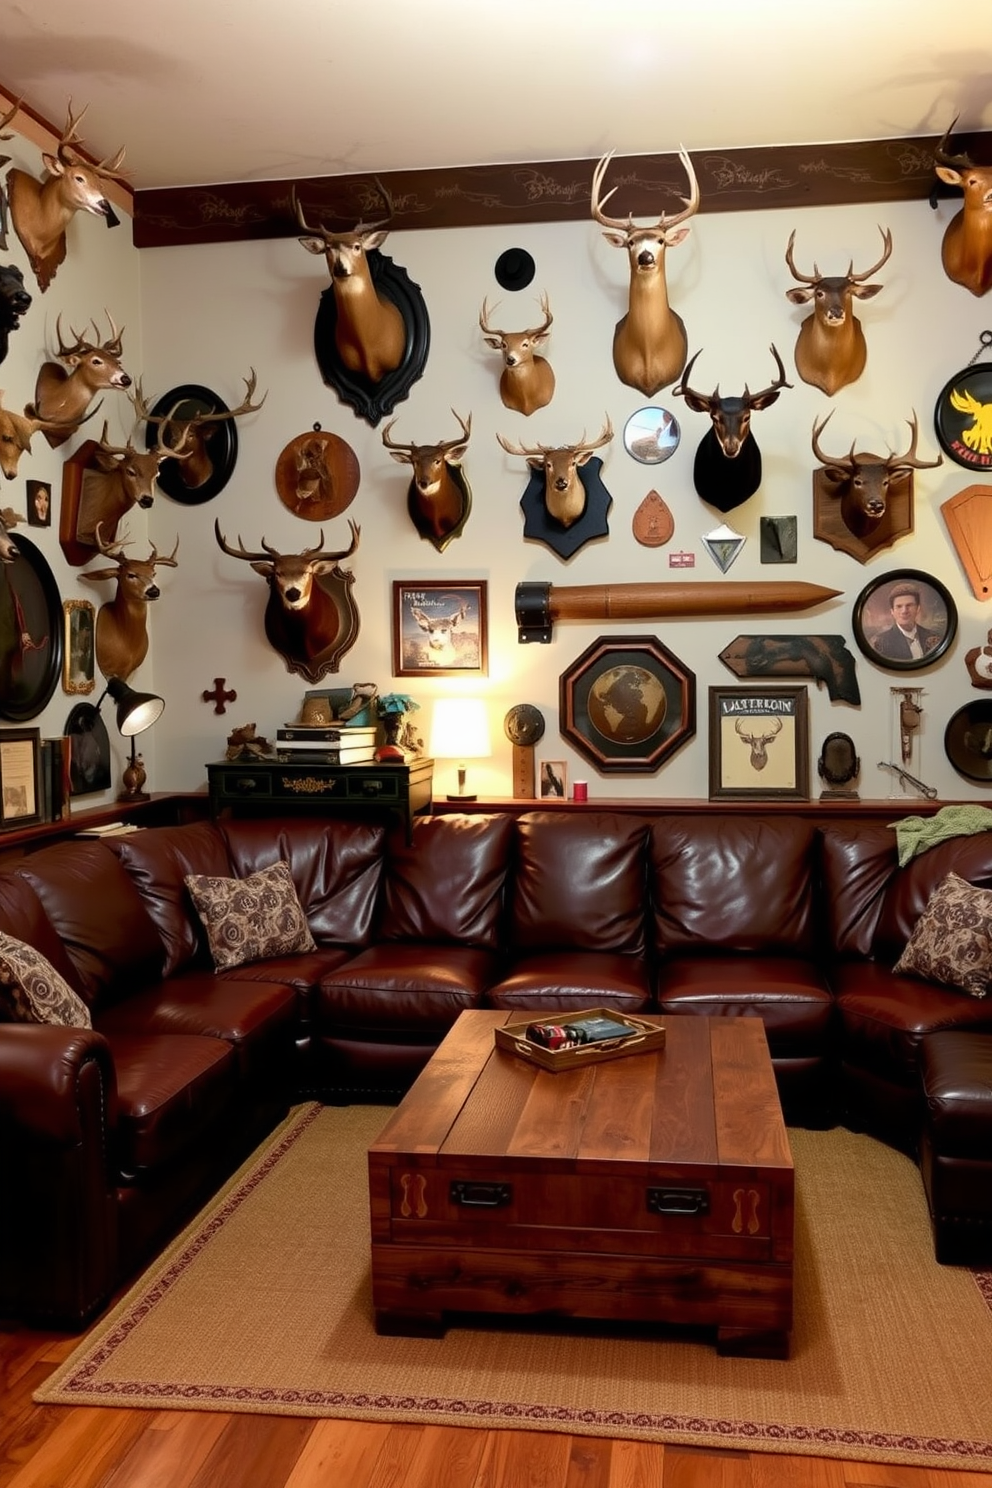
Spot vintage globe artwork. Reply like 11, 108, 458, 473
588, 665, 667, 743
559, 636, 696, 775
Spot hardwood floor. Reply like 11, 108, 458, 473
3, 1321, 992, 1488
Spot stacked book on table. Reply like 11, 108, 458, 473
274, 724, 378, 765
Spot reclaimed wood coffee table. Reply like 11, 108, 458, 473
368, 1009, 794, 1357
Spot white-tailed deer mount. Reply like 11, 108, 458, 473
811, 411, 942, 562
72, 419, 191, 558
381, 409, 472, 552
479, 294, 555, 414
933, 119, 992, 296
30, 312, 130, 448
591, 148, 699, 396
498, 419, 614, 559
6, 100, 126, 293
785, 227, 892, 395
673, 345, 791, 512
497, 419, 613, 529
79, 527, 179, 682
0, 392, 71, 479
131, 372, 265, 496
214, 519, 361, 683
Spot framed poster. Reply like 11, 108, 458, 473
0, 533, 63, 721
559, 635, 695, 775
392, 580, 488, 677
62, 598, 96, 695
852, 569, 956, 672
0, 726, 41, 830
709, 687, 809, 801
26, 480, 51, 527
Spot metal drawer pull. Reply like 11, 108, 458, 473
450, 1181, 512, 1208
235, 777, 257, 792
646, 1187, 710, 1216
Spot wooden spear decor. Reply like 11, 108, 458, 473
515, 579, 841, 643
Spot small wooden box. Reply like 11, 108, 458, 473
494, 1008, 666, 1072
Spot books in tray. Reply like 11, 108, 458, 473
275, 745, 377, 765
494, 1009, 666, 1072
277, 725, 377, 743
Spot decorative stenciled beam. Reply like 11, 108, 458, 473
515, 579, 841, 644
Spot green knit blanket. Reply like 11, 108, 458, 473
888, 804, 992, 866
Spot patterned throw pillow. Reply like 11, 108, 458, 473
0, 933, 92, 1026
893, 871, 992, 998
185, 860, 316, 972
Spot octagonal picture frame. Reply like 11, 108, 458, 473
559, 634, 695, 774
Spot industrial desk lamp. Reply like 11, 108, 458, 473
429, 697, 491, 802
95, 678, 165, 802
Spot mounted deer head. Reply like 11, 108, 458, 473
214, 519, 361, 683
295, 186, 406, 383
0, 505, 25, 562
6, 100, 126, 292
0, 391, 75, 479
130, 370, 265, 491
381, 410, 472, 551
785, 227, 892, 394
30, 311, 130, 448
479, 293, 555, 414
75, 418, 191, 551
497, 418, 613, 528
591, 147, 699, 395
673, 345, 791, 512
811, 411, 942, 542
79, 526, 179, 682
933, 119, 992, 296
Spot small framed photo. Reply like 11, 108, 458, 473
392, 580, 488, 677
26, 480, 51, 527
0, 726, 41, 830
852, 569, 957, 672
709, 687, 809, 801
538, 759, 567, 799
62, 599, 96, 695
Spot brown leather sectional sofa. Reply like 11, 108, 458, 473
2, 808, 991, 1328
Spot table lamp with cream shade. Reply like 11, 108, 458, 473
429, 697, 491, 801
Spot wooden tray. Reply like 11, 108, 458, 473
494, 1008, 665, 1072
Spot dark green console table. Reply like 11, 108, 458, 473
207, 756, 434, 840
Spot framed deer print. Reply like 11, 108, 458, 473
392, 581, 488, 678
709, 686, 809, 801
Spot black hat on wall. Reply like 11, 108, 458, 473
494, 247, 536, 291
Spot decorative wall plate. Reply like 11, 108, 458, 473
145, 384, 239, 504
275, 427, 360, 520
559, 634, 695, 774
945, 700, 992, 782
0, 534, 63, 720
64, 701, 112, 795
632, 490, 674, 547
934, 360, 992, 470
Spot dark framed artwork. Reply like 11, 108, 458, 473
392, 580, 488, 677
0, 726, 41, 829
26, 480, 51, 527
144, 384, 239, 504
852, 569, 957, 672
709, 686, 809, 801
934, 360, 992, 471
538, 759, 567, 799
559, 635, 695, 775
62, 598, 95, 695
0, 533, 63, 721
65, 702, 112, 796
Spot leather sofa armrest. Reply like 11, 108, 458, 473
0, 1025, 120, 1328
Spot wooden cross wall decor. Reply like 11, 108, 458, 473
202, 677, 237, 714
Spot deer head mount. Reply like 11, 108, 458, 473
811, 411, 942, 560
381, 410, 472, 552
785, 227, 892, 395
591, 148, 699, 396
214, 519, 361, 683
6, 99, 126, 292
673, 345, 791, 512
30, 311, 130, 448
497, 418, 614, 530
479, 293, 555, 415
0, 391, 74, 480
73, 418, 191, 556
130, 371, 265, 495
79, 526, 179, 682
933, 119, 992, 296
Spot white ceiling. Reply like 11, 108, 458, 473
0, 0, 989, 192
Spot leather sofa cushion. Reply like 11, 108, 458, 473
487, 951, 651, 1014
650, 816, 817, 955
105, 1031, 237, 1177
875, 832, 992, 965
112, 822, 232, 976
220, 816, 384, 948
0, 873, 84, 996
657, 955, 833, 1052
17, 843, 164, 1010
381, 813, 513, 947
509, 812, 648, 954
315, 944, 495, 1033
817, 823, 895, 959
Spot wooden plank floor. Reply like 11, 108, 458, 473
4, 1321, 992, 1488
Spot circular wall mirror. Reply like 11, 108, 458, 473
623, 407, 680, 465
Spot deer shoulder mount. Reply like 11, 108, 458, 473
78, 527, 179, 682
214, 519, 361, 683
30, 311, 130, 448
811, 411, 942, 554
933, 119, 992, 297
0, 391, 72, 479
381, 410, 472, 552
74, 418, 191, 556
479, 294, 555, 414
591, 147, 699, 396
785, 227, 892, 395
497, 418, 614, 529
673, 345, 791, 512
6, 100, 126, 293
131, 371, 265, 494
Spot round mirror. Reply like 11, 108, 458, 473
623, 407, 680, 465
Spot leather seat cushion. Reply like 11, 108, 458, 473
104, 1032, 237, 1176
314, 944, 496, 1033
486, 952, 651, 1013
657, 956, 833, 1050
833, 961, 992, 1088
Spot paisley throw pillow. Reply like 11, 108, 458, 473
0, 933, 91, 1026
185, 860, 315, 972
893, 871, 992, 998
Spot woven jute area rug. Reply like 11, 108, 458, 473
36, 1102, 992, 1471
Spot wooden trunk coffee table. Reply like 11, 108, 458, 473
368, 1010, 794, 1357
